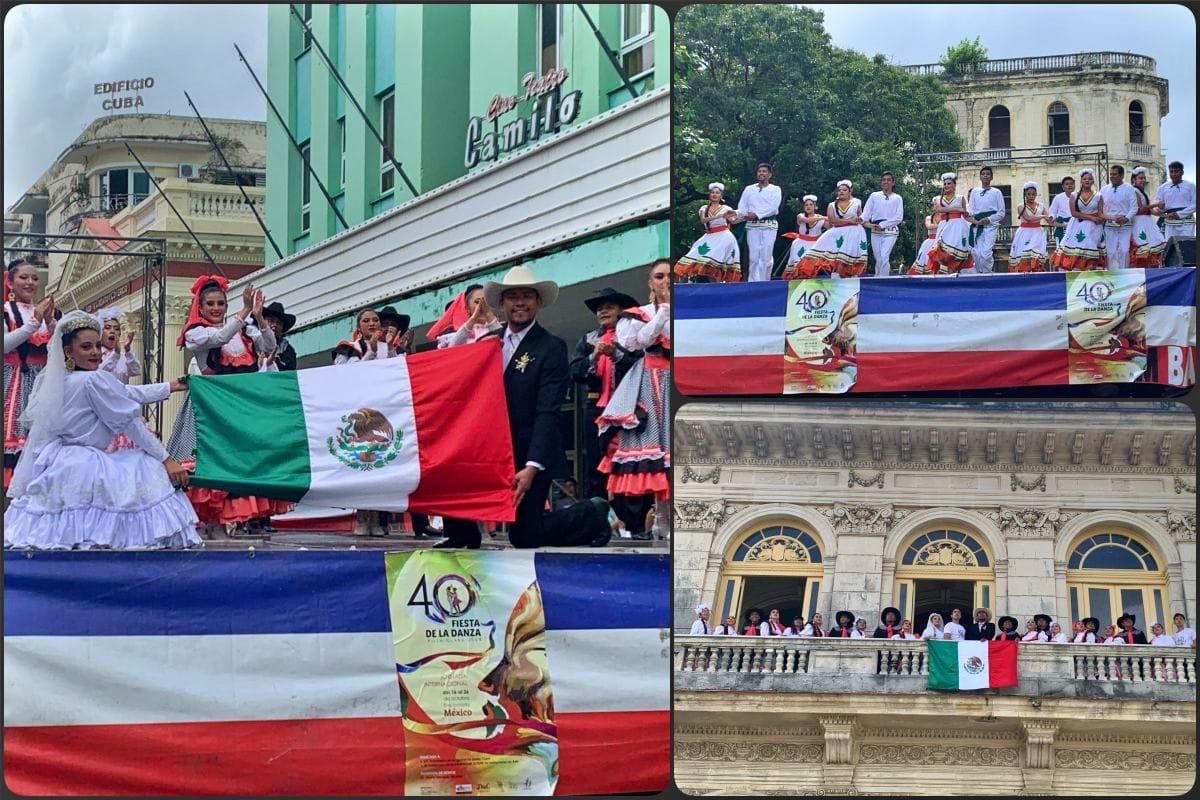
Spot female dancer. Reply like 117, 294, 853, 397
1051, 168, 1106, 271
96, 307, 142, 383
920, 613, 946, 640
1009, 181, 1054, 273
674, 182, 741, 282
794, 180, 868, 278
779, 194, 827, 279
4, 260, 55, 489
906, 215, 941, 275
926, 173, 978, 274
598, 259, 671, 539
4, 310, 201, 550
1130, 166, 1168, 268
436, 284, 504, 348
331, 308, 409, 363
165, 275, 290, 537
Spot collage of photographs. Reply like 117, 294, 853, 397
0, 2, 1195, 798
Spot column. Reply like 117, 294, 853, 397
819, 715, 858, 789
1021, 720, 1058, 794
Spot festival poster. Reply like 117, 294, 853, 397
783, 278, 859, 393
1066, 269, 1148, 384
386, 551, 558, 796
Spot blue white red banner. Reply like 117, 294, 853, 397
3, 551, 670, 796
675, 268, 1196, 394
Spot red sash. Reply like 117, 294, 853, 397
1019, 222, 1042, 229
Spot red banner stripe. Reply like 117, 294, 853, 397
855, 351, 1069, 392
986, 640, 1020, 688
554, 710, 670, 795
675, 354, 786, 395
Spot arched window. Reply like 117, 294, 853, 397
988, 105, 1011, 149
1128, 100, 1145, 144
893, 528, 996, 633
1066, 529, 1168, 633
1047, 101, 1070, 146
714, 523, 825, 631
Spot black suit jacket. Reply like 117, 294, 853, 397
275, 337, 298, 372
569, 327, 640, 395
965, 621, 997, 641
491, 323, 569, 475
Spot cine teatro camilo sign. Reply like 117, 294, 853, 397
464, 68, 582, 168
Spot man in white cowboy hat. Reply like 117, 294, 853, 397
437, 265, 570, 549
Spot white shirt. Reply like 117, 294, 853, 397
38, 370, 171, 462
783, 627, 804, 637
968, 186, 1007, 226
759, 621, 786, 637
1100, 182, 1138, 226
333, 339, 392, 365
714, 624, 738, 636
1173, 626, 1197, 647
1150, 634, 1176, 647
615, 303, 669, 352
850, 628, 867, 639
1155, 179, 1197, 219
689, 619, 712, 635
1049, 192, 1073, 221
184, 315, 275, 372
736, 183, 782, 222
99, 347, 142, 384
1070, 631, 1096, 644
862, 190, 905, 231
1049, 633, 1068, 643
1021, 630, 1047, 642
1103, 636, 1125, 645
799, 623, 825, 637
943, 621, 966, 641
2, 301, 49, 354
891, 633, 919, 640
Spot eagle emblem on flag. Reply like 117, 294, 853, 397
327, 408, 404, 470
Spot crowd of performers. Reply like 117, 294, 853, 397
675, 161, 1196, 283
2, 256, 672, 550
690, 604, 1198, 649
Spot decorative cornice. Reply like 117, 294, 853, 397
820, 503, 907, 535
986, 506, 1076, 538
867, 728, 1016, 742
681, 458, 1183, 476
682, 466, 721, 485
859, 744, 1018, 766
1055, 749, 1195, 771
675, 725, 822, 738
1055, 733, 1196, 747
674, 740, 823, 763
1010, 473, 1047, 492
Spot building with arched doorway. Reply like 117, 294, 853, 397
674, 401, 1195, 795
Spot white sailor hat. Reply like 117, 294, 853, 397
1131, 166, 1147, 177
802, 194, 818, 203
836, 179, 852, 190
1022, 180, 1038, 191
96, 307, 121, 323
940, 172, 957, 182
694, 603, 711, 616
708, 182, 725, 192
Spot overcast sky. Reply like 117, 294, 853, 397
4, 4, 268, 208
808, 3, 1196, 174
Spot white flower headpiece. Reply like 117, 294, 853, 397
708, 182, 725, 193
837, 179, 852, 190
1022, 180, 1038, 191
802, 194, 818, 203
96, 307, 121, 323
941, 172, 957, 183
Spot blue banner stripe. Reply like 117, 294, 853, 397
1146, 268, 1196, 308
3, 552, 391, 636
859, 272, 1066, 314
674, 281, 788, 319
536, 553, 669, 630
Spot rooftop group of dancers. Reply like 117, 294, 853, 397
674, 161, 1196, 282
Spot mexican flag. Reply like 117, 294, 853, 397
189, 339, 516, 522
927, 639, 1018, 691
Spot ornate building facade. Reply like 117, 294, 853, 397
673, 401, 1196, 795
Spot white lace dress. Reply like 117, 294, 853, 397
4, 369, 201, 550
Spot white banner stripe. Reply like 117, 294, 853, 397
296, 358, 421, 512
956, 640, 989, 690
858, 310, 1066, 353
1145, 305, 1196, 347
674, 317, 785, 357
545, 628, 668, 713
4, 633, 400, 727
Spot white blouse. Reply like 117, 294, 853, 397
184, 316, 275, 372
1049, 633, 1068, 643
920, 626, 945, 641
47, 370, 172, 461
99, 347, 142, 384
3, 302, 49, 354
616, 303, 670, 353
689, 619, 713, 635
1150, 634, 1176, 647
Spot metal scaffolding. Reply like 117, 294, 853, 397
3, 232, 169, 436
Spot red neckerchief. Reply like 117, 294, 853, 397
177, 274, 255, 368
595, 327, 618, 406
621, 304, 671, 350
886, 624, 895, 638
814, 625, 825, 637
743, 625, 759, 636
840, 627, 849, 638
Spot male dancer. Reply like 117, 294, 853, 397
862, 171, 904, 276
1100, 164, 1138, 269
967, 166, 1006, 273
1155, 161, 1196, 238
736, 162, 782, 282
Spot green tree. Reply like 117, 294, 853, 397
939, 37, 989, 76
673, 4, 962, 272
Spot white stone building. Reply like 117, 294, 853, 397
673, 401, 1195, 795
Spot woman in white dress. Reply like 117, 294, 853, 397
906, 215, 941, 276
4, 260, 56, 490
1048, 622, 1068, 643
689, 604, 714, 635
1051, 168, 1106, 271
4, 311, 200, 550
780, 194, 827, 279
1129, 166, 1168, 268
1009, 181, 1054, 273
890, 620, 920, 640
920, 613, 946, 641
1020, 619, 1047, 642
800, 612, 827, 637
674, 182, 742, 283
926, 173, 978, 275
794, 180, 868, 279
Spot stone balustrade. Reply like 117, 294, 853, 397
675, 636, 1196, 701
108, 180, 267, 235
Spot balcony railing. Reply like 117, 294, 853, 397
109, 180, 268, 236
1129, 142, 1156, 159
674, 636, 1196, 701
903, 52, 1157, 78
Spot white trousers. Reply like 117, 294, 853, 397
1164, 221, 1195, 239
1105, 227, 1132, 269
970, 226, 998, 273
871, 234, 898, 276
746, 226, 777, 282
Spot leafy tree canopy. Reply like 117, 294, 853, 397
673, 4, 962, 269
940, 36, 989, 75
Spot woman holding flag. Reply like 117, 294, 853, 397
4, 310, 201, 550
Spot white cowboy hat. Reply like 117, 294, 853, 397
483, 265, 560, 310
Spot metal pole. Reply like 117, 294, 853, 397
184, 91, 284, 261
575, 4, 639, 100
234, 42, 351, 232
125, 143, 225, 278
287, 4, 419, 198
